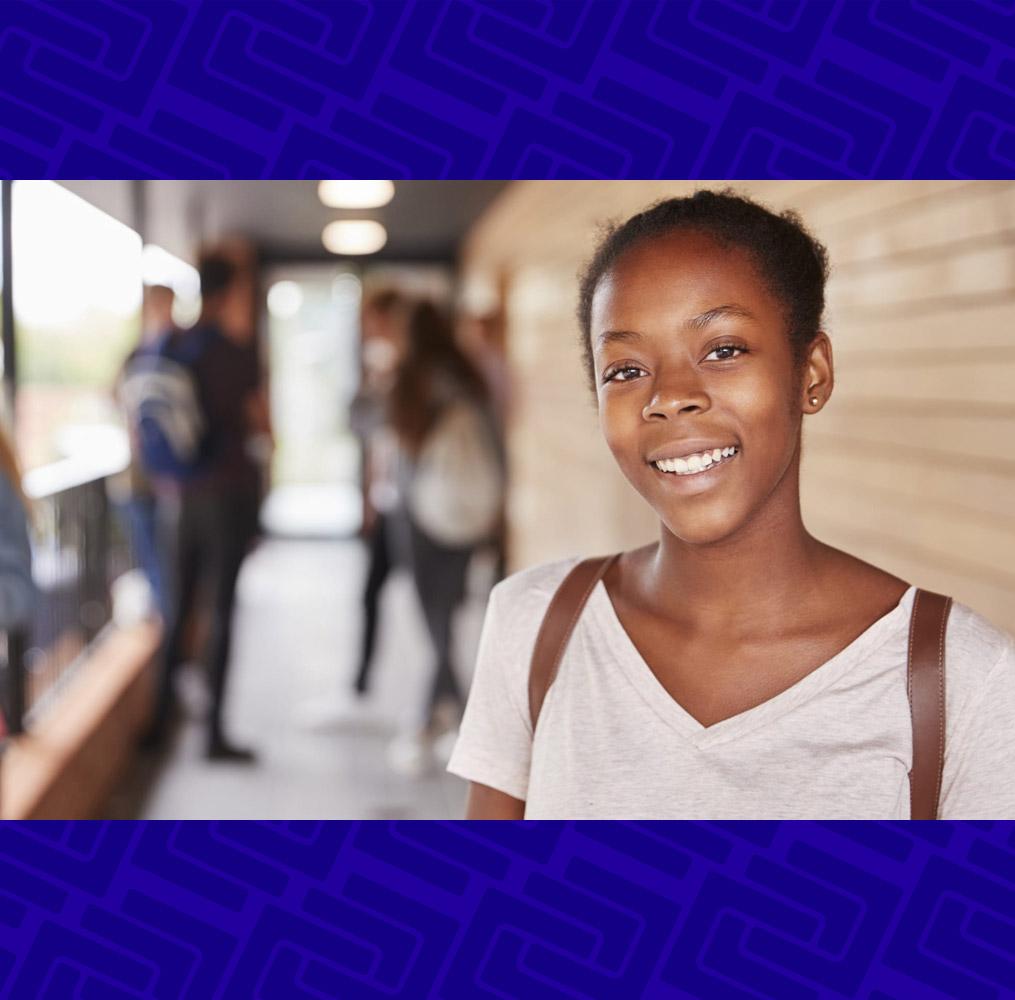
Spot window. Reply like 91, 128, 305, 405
12, 181, 141, 473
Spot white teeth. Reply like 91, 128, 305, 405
654, 445, 738, 476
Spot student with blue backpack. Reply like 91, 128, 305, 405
140, 254, 270, 762
113, 284, 177, 620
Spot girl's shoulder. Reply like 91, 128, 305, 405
942, 597, 1014, 695
474, 557, 587, 693
487, 548, 642, 624
828, 549, 1013, 693
488, 555, 584, 620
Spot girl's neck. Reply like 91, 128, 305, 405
643, 475, 829, 637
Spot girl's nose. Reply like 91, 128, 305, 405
641, 372, 710, 421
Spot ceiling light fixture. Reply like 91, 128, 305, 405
317, 180, 394, 209
266, 280, 303, 319
322, 220, 387, 255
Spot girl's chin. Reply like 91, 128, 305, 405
655, 507, 747, 547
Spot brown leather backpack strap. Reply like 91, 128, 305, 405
907, 588, 952, 820
528, 554, 619, 732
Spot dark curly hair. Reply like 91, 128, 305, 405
576, 188, 830, 392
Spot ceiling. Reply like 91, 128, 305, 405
59, 180, 508, 265
147, 180, 508, 264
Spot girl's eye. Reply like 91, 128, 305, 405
704, 343, 748, 361
604, 365, 645, 383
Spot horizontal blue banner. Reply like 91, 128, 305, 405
2, 820, 1013, 997
0, 0, 1012, 178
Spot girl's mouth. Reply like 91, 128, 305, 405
651, 445, 739, 477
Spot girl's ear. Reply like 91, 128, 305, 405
803, 332, 833, 413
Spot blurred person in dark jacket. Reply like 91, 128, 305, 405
144, 254, 271, 761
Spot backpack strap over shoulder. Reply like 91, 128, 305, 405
528, 554, 619, 732
907, 588, 952, 820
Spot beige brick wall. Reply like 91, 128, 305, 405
461, 181, 1015, 633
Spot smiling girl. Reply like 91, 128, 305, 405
447, 189, 1015, 820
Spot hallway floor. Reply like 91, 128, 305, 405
110, 536, 489, 819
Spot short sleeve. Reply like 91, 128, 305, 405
939, 637, 1015, 819
447, 581, 536, 801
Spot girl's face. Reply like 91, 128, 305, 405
591, 229, 823, 547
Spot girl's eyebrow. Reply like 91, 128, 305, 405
686, 304, 754, 329
595, 328, 642, 349
596, 304, 754, 349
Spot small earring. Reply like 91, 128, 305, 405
809, 396, 819, 406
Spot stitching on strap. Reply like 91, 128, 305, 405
906, 589, 920, 782
932, 596, 951, 818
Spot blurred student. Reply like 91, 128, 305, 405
347, 289, 409, 699
113, 284, 175, 619
387, 301, 505, 773
457, 311, 511, 585
0, 424, 34, 634
145, 254, 270, 761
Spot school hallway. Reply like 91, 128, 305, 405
109, 535, 487, 819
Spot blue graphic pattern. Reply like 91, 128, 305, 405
2, 821, 1015, 997
0, 0, 1011, 178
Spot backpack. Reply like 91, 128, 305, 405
407, 398, 505, 548
119, 328, 213, 481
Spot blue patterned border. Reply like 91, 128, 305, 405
0, 0, 1012, 178
2, 820, 1014, 997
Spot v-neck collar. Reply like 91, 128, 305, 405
587, 580, 916, 750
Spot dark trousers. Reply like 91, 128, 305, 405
153, 487, 260, 744
406, 518, 474, 727
353, 512, 393, 694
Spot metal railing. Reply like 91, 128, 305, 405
2, 452, 135, 733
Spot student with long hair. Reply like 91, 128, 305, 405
388, 301, 504, 772
448, 189, 1015, 819
348, 288, 409, 699
0, 423, 34, 633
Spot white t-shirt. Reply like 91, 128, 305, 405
447, 557, 1015, 819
